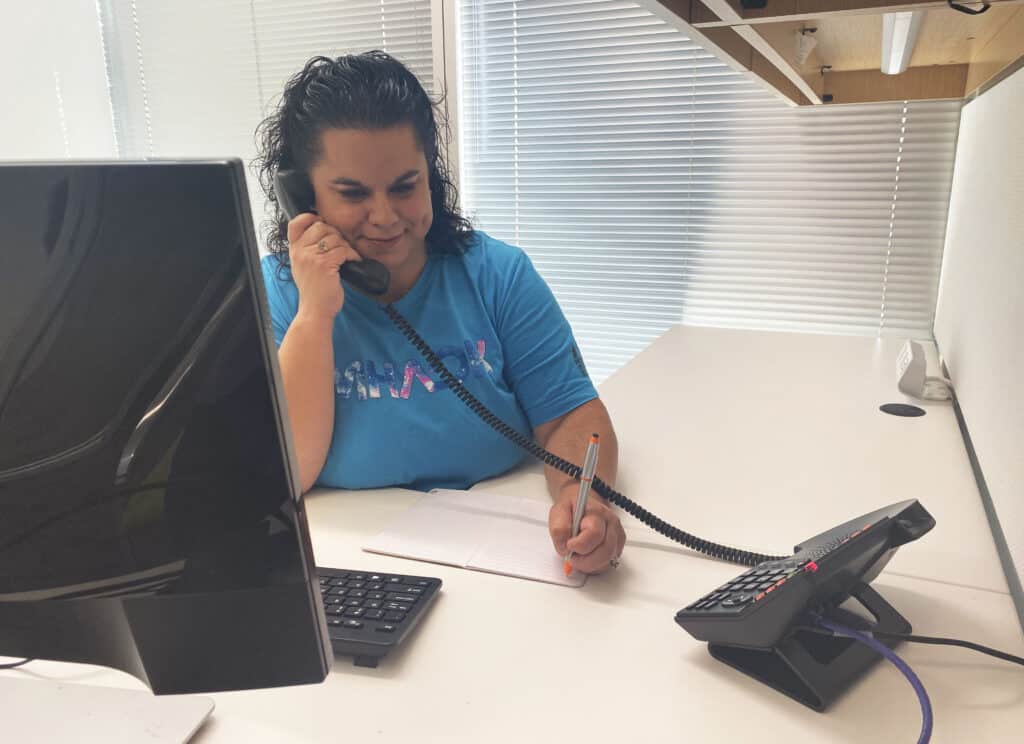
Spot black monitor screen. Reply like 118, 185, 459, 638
0, 160, 330, 693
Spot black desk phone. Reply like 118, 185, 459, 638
676, 499, 935, 709
273, 169, 940, 711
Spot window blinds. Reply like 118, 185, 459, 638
1, 1, 433, 243
457, 0, 961, 383
0, 3, 116, 159
100, 0, 433, 159
100, 0, 434, 236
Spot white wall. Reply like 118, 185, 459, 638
934, 66, 1024, 600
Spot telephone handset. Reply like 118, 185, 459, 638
269, 170, 783, 569
273, 170, 390, 297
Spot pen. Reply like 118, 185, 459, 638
564, 433, 600, 576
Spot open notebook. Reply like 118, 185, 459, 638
363, 488, 586, 587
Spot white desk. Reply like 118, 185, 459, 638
588, 325, 1007, 595
4, 325, 1022, 743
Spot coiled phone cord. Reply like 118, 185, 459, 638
383, 303, 785, 567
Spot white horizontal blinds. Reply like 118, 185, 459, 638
880, 100, 960, 335
457, 0, 961, 383
103, 0, 263, 160
0, 2, 116, 159
106, 0, 434, 158
251, 0, 434, 101
102, 0, 433, 235
460, 0, 719, 382
678, 98, 961, 339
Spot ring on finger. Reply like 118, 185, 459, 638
315, 238, 330, 254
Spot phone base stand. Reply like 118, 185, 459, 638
707, 583, 910, 711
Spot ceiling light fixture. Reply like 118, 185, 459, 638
881, 11, 924, 75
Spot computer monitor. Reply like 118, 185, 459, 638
0, 160, 331, 694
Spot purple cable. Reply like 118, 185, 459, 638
818, 618, 933, 744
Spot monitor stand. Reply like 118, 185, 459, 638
1, 676, 214, 743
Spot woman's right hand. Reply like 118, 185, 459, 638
286, 213, 363, 322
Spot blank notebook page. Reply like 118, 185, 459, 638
363, 488, 586, 587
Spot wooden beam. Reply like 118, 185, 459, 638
965, 6, 1024, 93
734, 24, 824, 102
696, 2, 822, 101
750, 51, 814, 104
654, 0, 696, 24
697, 0, 743, 23
691, 1, 722, 26
640, 2, 809, 104
693, 0, 1024, 28
701, 26, 755, 66
821, 64, 968, 103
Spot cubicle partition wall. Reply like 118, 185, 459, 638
934, 65, 1024, 631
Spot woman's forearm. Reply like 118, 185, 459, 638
539, 398, 619, 503
278, 312, 337, 492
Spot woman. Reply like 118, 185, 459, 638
254, 51, 624, 574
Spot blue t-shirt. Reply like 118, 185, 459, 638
260, 231, 597, 491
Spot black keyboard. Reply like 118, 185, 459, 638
317, 567, 442, 668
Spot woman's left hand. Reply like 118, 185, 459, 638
548, 486, 626, 574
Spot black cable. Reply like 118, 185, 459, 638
0, 658, 33, 670
382, 303, 785, 567
948, 1, 991, 15
871, 630, 1024, 667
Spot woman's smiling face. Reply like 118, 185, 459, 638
309, 124, 433, 286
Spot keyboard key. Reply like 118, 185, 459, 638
342, 619, 363, 629
364, 610, 385, 620
376, 624, 398, 633
383, 611, 405, 622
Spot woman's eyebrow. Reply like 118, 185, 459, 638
329, 170, 420, 189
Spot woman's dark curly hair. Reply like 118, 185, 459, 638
253, 51, 472, 261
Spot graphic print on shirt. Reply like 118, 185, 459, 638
335, 339, 495, 400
